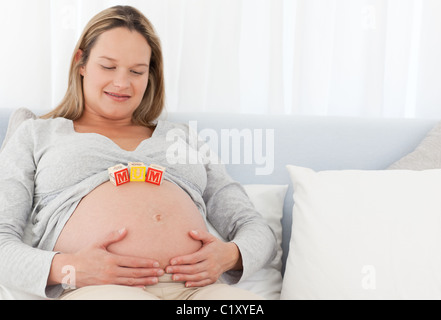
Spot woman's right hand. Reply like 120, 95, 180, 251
48, 228, 164, 288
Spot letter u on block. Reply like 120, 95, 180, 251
129, 162, 147, 182
146, 164, 166, 185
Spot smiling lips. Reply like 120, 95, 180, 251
105, 91, 131, 101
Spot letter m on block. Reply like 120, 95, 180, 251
115, 169, 130, 186
146, 165, 165, 185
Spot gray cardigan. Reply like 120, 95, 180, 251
0, 117, 276, 298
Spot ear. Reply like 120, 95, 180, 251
75, 49, 85, 76
75, 49, 83, 63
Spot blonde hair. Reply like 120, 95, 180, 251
42, 5, 165, 127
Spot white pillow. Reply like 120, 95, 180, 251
281, 165, 441, 300
388, 121, 441, 170
208, 184, 287, 300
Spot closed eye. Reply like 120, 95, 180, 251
101, 64, 145, 75
131, 70, 145, 76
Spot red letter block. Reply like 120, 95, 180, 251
108, 164, 130, 186
145, 164, 166, 186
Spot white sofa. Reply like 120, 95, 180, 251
1, 108, 440, 299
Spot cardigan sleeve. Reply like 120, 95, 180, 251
0, 120, 58, 298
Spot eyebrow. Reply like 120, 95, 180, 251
98, 56, 149, 68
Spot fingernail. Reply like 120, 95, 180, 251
191, 230, 198, 235
173, 275, 180, 281
170, 260, 177, 266
157, 269, 164, 276
118, 228, 126, 234
153, 262, 160, 268
166, 267, 173, 273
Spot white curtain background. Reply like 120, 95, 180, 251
1, 0, 441, 118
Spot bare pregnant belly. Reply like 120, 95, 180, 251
54, 181, 207, 268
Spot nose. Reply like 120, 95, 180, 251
113, 70, 130, 89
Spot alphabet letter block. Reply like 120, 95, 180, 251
146, 164, 166, 186
108, 164, 130, 186
128, 162, 147, 182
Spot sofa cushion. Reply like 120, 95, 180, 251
389, 121, 441, 170
282, 165, 441, 299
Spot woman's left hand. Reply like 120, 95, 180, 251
166, 229, 242, 287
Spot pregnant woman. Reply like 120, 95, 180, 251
0, 6, 276, 300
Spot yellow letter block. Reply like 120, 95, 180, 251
128, 162, 147, 182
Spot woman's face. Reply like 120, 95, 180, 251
80, 27, 151, 122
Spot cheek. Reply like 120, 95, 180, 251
134, 77, 149, 98
82, 76, 93, 99
82, 77, 99, 103
83, 67, 109, 92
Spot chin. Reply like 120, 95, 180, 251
98, 105, 137, 119
104, 112, 135, 121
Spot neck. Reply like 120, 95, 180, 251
76, 109, 134, 128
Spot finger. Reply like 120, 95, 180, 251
117, 266, 164, 279
170, 231, 218, 266
166, 261, 206, 275
98, 228, 127, 249
185, 278, 214, 288
115, 255, 161, 268
188, 229, 215, 243
172, 271, 209, 282
170, 250, 204, 266
115, 276, 160, 287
